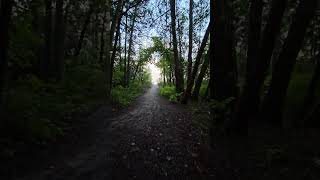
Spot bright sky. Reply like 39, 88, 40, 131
147, 63, 161, 84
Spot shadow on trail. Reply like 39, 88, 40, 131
14, 85, 210, 180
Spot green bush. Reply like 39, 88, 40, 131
111, 81, 150, 106
159, 85, 180, 103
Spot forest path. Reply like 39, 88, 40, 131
16, 85, 209, 180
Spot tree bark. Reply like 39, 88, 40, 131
192, 54, 209, 99
186, 0, 193, 92
170, 0, 184, 93
211, 0, 237, 101
261, 0, 318, 126
245, 0, 287, 118
235, 0, 263, 129
105, 0, 112, 99
182, 23, 211, 103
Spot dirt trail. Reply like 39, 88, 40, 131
14, 85, 210, 180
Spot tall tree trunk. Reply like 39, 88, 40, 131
245, 0, 287, 120
99, 12, 106, 65
43, 0, 53, 80
170, 0, 184, 93
182, 23, 210, 103
123, 15, 128, 86
53, 0, 65, 80
105, 0, 112, 99
209, 0, 238, 139
110, 18, 122, 83
0, 0, 13, 120
186, 0, 193, 92
211, 0, 237, 100
235, 0, 263, 129
126, 8, 137, 86
261, 0, 318, 126
74, 6, 94, 57
192, 54, 209, 99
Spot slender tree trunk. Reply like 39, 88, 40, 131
182, 23, 210, 103
74, 7, 94, 57
186, 0, 193, 91
43, 0, 53, 80
192, 54, 209, 99
235, 0, 263, 129
99, 12, 106, 65
110, 17, 122, 83
170, 0, 184, 93
261, 0, 318, 126
53, 0, 65, 80
123, 15, 128, 86
105, 0, 112, 99
126, 8, 137, 86
0, 0, 13, 120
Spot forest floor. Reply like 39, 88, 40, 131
3, 85, 217, 180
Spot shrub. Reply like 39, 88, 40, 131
159, 85, 180, 103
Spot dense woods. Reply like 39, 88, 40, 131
1, 0, 320, 179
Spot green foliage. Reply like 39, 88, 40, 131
209, 97, 235, 122
159, 85, 181, 103
111, 71, 152, 107
4, 65, 106, 144
199, 81, 209, 97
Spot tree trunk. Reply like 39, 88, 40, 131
53, 0, 65, 80
235, 0, 263, 129
245, 0, 287, 119
170, 0, 184, 93
105, 0, 112, 99
261, 0, 318, 126
126, 8, 137, 86
99, 12, 106, 65
110, 17, 122, 84
182, 23, 210, 103
123, 15, 128, 86
74, 6, 94, 57
0, 0, 13, 120
43, 0, 53, 80
192, 54, 209, 99
186, 0, 193, 92
211, 0, 237, 101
